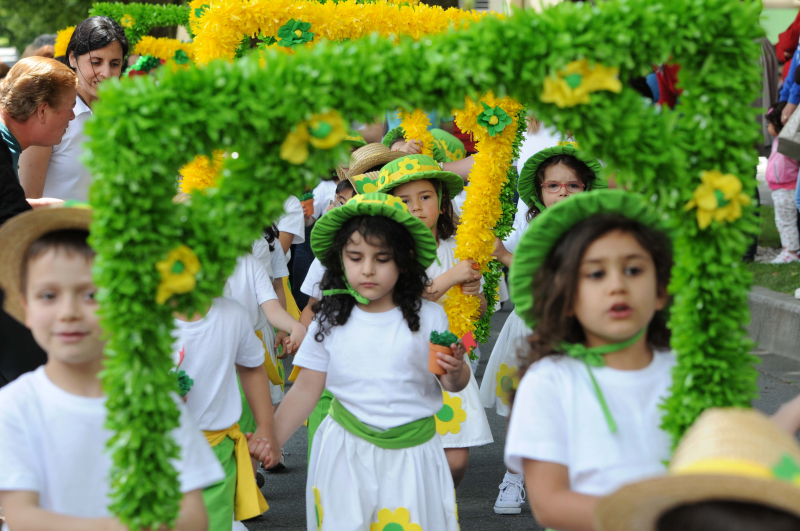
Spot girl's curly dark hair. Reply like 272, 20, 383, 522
311, 215, 429, 341
526, 155, 597, 222
514, 214, 673, 399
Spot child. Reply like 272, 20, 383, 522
267, 193, 468, 530
505, 189, 675, 531
595, 408, 800, 531
0, 205, 223, 530
376, 154, 494, 488
765, 103, 800, 264
483, 145, 606, 514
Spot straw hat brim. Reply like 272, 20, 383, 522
0, 207, 92, 323
347, 150, 407, 178
595, 473, 800, 531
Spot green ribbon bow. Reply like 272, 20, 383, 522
322, 256, 370, 305
559, 328, 647, 434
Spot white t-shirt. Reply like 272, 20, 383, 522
276, 196, 305, 262
0, 367, 223, 529
516, 125, 560, 167
294, 301, 449, 429
505, 351, 676, 495
43, 95, 92, 201
503, 212, 529, 254
426, 237, 483, 306
224, 254, 278, 332
312, 179, 337, 220
300, 258, 326, 301
252, 238, 290, 282
172, 298, 265, 431
452, 189, 467, 219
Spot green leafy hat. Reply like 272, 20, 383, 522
310, 192, 437, 269
375, 154, 464, 199
518, 144, 606, 211
509, 189, 664, 328
382, 127, 466, 163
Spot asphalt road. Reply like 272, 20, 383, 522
245, 304, 800, 531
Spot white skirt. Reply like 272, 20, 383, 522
258, 324, 285, 404
437, 365, 493, 448
307, 417, 460, 531
479, 310, 531, 417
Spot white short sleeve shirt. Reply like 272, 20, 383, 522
42, 95, 92, 201
224, 254, 278, 331
300, 258, 326, 300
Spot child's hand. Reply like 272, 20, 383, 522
437, 341, 466, 384
391, 139, 423, 154
246, 429, 274, 465
461, 278, 482, 296
450, 259, 482, 286
275, 330, 288, 359
283, 323, 306, 355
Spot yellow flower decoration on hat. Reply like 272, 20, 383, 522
120, 14, 136, 29
435, 390, 468, 435
280, 110, 347, 165
495, 363, 519, 406
313, 487, 323, 531
557, 140, 579, 148
684, 170, 750, 229
350, 174, 379, 194
155, 245, 201, 304
370, 507, 422, 531
54, 26, 75, 57
541, 59, 622, 108
351, 193, 408, 211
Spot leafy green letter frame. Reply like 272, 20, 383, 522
85, 0, 762, 527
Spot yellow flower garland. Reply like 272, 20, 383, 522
398, 109, 435, 157
54, 26, 75, 58
445, 93, 522, 338
190, 0, 488, 63
133, 36, 195, 63
179, 150, 225, 193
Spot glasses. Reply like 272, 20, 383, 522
542, 181, 585, 194
329, 198, 346, 208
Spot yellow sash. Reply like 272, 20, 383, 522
255, 329, 284, 388
204, 424, 269, 521
282, 277, 301, 320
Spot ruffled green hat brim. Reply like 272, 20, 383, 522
310, 192, 437, 269
518, 145, 606, 211
509, 190, 664, 328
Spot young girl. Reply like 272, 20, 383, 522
765, 103, 800, 264
482, 145, 605, 514
505, 189, 675, 531
376, 154, 494, 488
267, 193, 468, 530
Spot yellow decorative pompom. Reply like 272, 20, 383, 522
133, 36, 195, 63
313, 487, 323, 531
541, 59, 622, 108
281, 110, 347, 164
495, 364, 519, 406
179, 151, 225, 193
155, 245, 201, 304
54, 26, 75, 58
435, 390, 468, 435
398, 108, 435, 157
120, 14, 136, 29
684, 170, 750, 229
370, 507, 423, 531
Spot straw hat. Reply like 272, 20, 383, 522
346, 143, 407, 178
595, 408, 800, 531
0, 204, 92, 323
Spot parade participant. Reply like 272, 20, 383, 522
482, 145, 605, 514
268, 193, 467, 530
764, 103, 799, 264
19, 16, 127, 202
596, 408, 800, 531
505, 189, 675, 531
377, 154, 494, 488
0, 205, 223, 530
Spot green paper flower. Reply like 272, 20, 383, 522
169, 369, 194, 397
277, 19, 314, 48
173, 49, 190, 65
477, 102, 513, 137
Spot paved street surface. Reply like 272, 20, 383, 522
245, 305, 800, 531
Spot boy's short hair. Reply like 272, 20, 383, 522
20, 229, 94, 292
335, 178, 355, 196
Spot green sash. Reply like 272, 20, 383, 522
328, 397, 435, 449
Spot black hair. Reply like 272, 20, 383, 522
312, 216, 428, 341
262, 224, 280, 253
21, 230, 95, 292
430, 180, 457, 241
526, 155, 597, 222
657, 500, 800, 531
767, 102, 786, 135
336, 179, 355, 196
66, 16, 129, 64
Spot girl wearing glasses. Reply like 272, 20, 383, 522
482, 144, 606, 515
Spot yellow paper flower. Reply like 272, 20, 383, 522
179, 150, 225, 193
435, 390, 468, 435
398, 108, 436, 157
495, 363, 519, 406
280, 110, 347, 165
370, 507, 423, 531
133, 36, 195, 63
684, 170, 750, 229
313, 487, 323, 531
541, 59, 622, 108
120, 14, 136, 29
155, 245, 201, 304
54, 26, 75, 58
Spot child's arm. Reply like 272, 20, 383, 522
441, 156, 474, 184
493, 237, 513, 267
437, 341, 470, 393
237, 363, 280, 468
260, 299, 306, 354
424, 259, 481, 302
273, 368, 327, 448
273, 277, 288, 311
522, 459, 601, 531
773, 393, 800, 434
299, 297, 318, 329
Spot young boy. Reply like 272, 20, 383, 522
0, 205, 223, 530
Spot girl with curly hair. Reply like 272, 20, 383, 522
268, 193, 468, 531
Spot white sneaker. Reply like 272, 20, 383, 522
770, 250, 800, 264
494, 475, 526, 515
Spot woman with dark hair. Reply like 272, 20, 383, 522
19, 16, 127, 202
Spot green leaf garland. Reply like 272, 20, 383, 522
89, 2, 191, 50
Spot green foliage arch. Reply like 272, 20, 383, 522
89, 2, 190, 48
